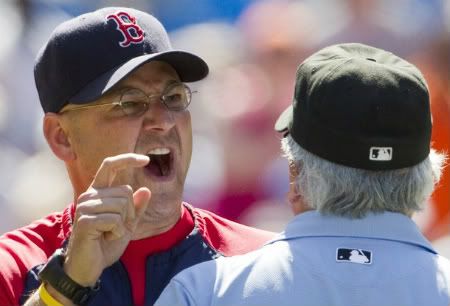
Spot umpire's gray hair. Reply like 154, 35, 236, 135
281, 135, 446, 218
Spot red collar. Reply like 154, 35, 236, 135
120, 203, 194, 306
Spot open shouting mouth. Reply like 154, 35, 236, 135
145, 148, 173, 177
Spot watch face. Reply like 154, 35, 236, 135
38, 248, 65, 284
38, 248, 98, 305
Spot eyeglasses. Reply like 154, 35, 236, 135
59, 82, 194, 117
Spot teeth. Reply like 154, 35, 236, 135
147, 148, 170, 155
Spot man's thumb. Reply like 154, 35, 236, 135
133, 187, 151, 220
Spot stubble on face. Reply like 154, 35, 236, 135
133, 123, 191, 206
65, 62, 193, 226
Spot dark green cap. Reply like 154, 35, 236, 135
275, 43, 431, 170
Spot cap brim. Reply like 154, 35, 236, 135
68, 50, 209, 104
274, 104, 293, 132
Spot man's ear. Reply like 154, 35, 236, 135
289, 161, 300, 177
43, 113, 76, 161
287, 161, 301, 200
288, 161, 311, 215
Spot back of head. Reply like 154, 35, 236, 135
276, 43, 445, 217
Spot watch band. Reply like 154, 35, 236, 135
38, 248, 100, 305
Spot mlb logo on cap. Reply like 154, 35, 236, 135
369, 147, 393, 161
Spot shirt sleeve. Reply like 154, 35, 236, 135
155, 259, 219, 306
0, 250, 18, 306
155, 279, 199, 306
0, 283, 15, 306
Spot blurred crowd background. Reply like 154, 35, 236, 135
0, 0, 448, 255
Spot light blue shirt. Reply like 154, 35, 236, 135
156, 211, 450, 306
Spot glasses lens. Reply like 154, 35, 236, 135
162, 83, 191, 111
119, 89, 149, 116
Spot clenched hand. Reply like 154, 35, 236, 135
63, 153, 151, 286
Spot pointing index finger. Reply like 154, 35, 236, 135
91, 153, 150, 188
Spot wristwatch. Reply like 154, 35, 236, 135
38, 248, 100, 305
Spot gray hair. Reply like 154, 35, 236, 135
281, 135, 446, 218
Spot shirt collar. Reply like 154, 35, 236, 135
267, 211, 436, 254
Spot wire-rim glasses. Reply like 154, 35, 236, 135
59, 82, 194, 117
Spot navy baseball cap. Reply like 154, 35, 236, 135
275, 43, 431, 170
35, 7, 209, 113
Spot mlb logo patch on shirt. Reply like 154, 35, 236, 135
336, 248, 372, 265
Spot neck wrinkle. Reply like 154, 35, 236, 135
131, 204, 183, 240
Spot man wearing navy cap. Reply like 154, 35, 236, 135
156, 43, 450, 306
0, 7, 273, 306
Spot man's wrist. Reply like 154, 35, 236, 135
63, 257, 100, 288
38, 248, 100, 305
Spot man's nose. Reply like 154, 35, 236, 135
141, 101, 176, 132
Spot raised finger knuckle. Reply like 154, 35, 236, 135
76, 215, 94, 228
119, 184, 134, 195
77, 188, 98, 202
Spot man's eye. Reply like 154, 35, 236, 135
119, 101, 148, 116
165, 93, 183, 104
121, 101, 140, 108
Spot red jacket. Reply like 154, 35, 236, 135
0, 203, 274, 306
